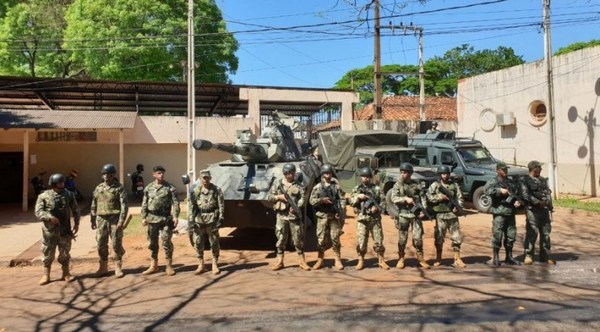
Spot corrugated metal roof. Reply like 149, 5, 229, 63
0, 109, 137, 129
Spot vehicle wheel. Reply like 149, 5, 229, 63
473, 186, 492, 213
385, 190, 398, 218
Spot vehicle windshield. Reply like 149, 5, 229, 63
375, 151, 414, 168
457, 146, 495, 164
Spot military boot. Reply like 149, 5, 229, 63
165, 259, 176, 276
61, 264, 74, 282
312, 251, 324, 270
212, 258, 221, 275
416, 252, 430, 269
378, 253, 390, 270
334, 252, 344, 270
396, 251, 405, 269
142, 259, 159, 275
452, 251, 466, 268
298, 253, 311, 271
523, 255, 534, 265
505, 248, 521, 265
355, 255, 365, 270
115, 260, 124, 278
271, 254, 284, 271
492, 247, 501, 267
433, 248, 443, 267
195, 258, 205, 274
95, 260, 109, 277
39, 266, 51, 286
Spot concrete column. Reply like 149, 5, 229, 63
22, 130, 30, 212
248, 97, 261, 136
119, 130, 124, 183
340, 102, 353, 131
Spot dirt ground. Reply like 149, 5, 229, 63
1, 206, 600, 331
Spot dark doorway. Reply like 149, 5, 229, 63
0, 152, 23, 203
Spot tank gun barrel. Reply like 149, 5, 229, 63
192, 139, 268, 161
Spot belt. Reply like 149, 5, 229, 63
199, 207, 217, 213
148, 210, 170, 217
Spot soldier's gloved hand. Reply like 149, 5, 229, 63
141, 218, 148, 226
90, 216, 97, 230
405, 197, 415, 206
321, 197, 332, 205
277, 194, 288, 202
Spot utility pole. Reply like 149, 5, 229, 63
187, 0, 196, 182
543, 0, 558, 198
373, 0, 382, 120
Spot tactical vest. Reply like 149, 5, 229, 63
273, 180, 301, 212
194, 184, 219, 212
96, 183, 122, 215
147, 183, 173, 215
432, 181, 459, 213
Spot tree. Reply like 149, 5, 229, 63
63, 0, 238, 82
0, 0, 73, 77
555, 40, 600, 56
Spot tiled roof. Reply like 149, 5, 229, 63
313, 119, 341, 132
0, 109, 137, 129
355, 96, 456, 121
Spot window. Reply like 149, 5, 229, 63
528, 100, 547, 126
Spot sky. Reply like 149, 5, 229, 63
217, 0, 599, 89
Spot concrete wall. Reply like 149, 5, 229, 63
457, 46, 600, 196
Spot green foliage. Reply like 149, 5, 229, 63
554, 40, 600, 56
554, 198, 600, 213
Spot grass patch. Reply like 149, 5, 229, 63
554, 198, 600, 213
124, 212, 188, 236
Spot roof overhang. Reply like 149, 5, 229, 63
0, 109, 137, 129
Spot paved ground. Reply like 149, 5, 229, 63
1, 201, 599, 331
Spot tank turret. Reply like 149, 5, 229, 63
192, 137, 268, 162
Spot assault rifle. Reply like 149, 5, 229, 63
406, 187, 432, 220
437, 183, 464, 215
50, 202, 76, 240
278, 183, 303, 221
321, 183, 345, 221
359, 186, 383, 214
498, 179, 524, 207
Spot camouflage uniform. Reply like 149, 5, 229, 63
141, 180, 180, 260
521, 174, 553, 263
309, 178, 346, 262
390, 178, 429, 268
350, 183, 386, 257
189, 182, 224, 260
91, 180, 128, 266
268, 178, 306, 255
484, 175, 520, 264
35, 188, 80, 270
427, 180, 465, 267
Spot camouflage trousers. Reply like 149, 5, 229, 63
275, 215, 305, 255
356, 217, 385, 256
524, 209, 552, 259
192, 223, 220, 259
41, 228, 72, 268
146, 221, 174, 260
491, 214, 517, 249
434, 213, 462, 251
96, 215, 125, 262
315, 213, 343, 254
395, 216, 425, 254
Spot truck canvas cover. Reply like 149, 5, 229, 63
318, 130, 409, 171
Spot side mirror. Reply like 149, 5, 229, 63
181, 174, 190, 185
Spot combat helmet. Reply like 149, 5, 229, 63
320, 163, 334, 174
282, 163, 296, 173
101, 164, 117, 175
399, 162, 414, 174
358, 167, 373, 177
437, 165, 451, 174
48, 173, 66, 187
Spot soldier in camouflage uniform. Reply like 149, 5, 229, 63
91, 164, 128, 278
35, 173, 80, 285
140, 166, 180, 276
427, 165, 466, 268
390, 163, 430, 269
520, 160, 555, 265
189, 169, 224, 275
309, 163, 346, 270
350, 167, 389, 270
268, 163, 310, 271
483, 162, 522, 267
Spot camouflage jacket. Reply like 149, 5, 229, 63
35, 188, 80, 234
350, 183, 385, 221
268, 179, 305, 218
91, 180, 128, 222
390, 178, 424, 219
484, 176, 520, 215
520, 175, 553, 211
426, 180, 464, 214
190, 183, 224, 225
309, 178, 346, 217
141, 180, 180, 223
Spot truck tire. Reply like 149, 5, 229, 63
473, 186, 492, 213
385, 190, 398, 218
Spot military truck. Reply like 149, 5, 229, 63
316, 130, 438, 218
190, 112, 320, 229
408, 131, 529, 213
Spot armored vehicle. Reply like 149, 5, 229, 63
316, 130, 439, 218
408, 131, 529, 213
190, 112, 320, 229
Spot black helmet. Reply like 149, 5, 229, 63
437, 165, 451, 174
358, 167, 373, 177
136, 163, 144, 172
282, 163, 296, 173
320, 163, 334, 174
101, 164, 117, 175
399, 162, 414, 174
48, 173, 66, 187
432, 120, 438, 126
